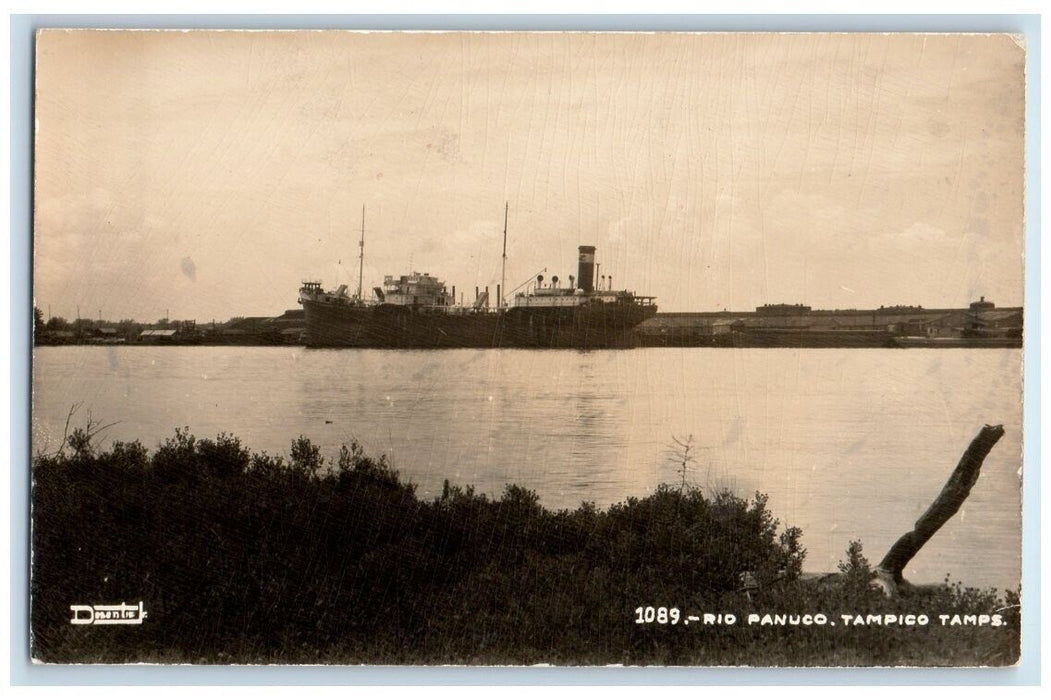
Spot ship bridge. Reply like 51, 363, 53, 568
381, 272, 451, 307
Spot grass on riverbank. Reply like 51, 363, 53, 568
31, 429, 1020, 666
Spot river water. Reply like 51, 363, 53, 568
32, 346, 1023, 592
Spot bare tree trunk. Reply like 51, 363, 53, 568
874, 424, 1005, 597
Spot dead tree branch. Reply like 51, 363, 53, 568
874, 424, 1005, 597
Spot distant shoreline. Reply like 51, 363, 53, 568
34, 298, 1023, 349
33, 337, 1023, 348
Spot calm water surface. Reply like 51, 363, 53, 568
33, 346, 1023, 591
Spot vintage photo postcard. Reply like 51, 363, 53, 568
30, 29, 1025, 667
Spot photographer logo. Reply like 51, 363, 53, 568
70, 601, 147, 625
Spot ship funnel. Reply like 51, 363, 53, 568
577, 246, 596, 292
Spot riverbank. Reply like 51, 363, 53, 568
31, 429, 1020, 666
35, 299, 1023, 349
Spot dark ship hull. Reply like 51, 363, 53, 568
300, 298, 657, 349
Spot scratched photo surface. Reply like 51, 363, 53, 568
31, 31, 1024, 666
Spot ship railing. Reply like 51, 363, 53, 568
513, 295, 586, 308
395, 304, 500, 315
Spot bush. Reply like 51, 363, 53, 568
289, 435, 323, 476
29, 428, 1019, 666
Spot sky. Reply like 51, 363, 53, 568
33, 30, 1026, 320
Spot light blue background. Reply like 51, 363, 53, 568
9, 13, 1041, 686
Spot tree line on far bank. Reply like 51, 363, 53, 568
33, 306, 250, 344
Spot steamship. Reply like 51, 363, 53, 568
298, 244, 658, 349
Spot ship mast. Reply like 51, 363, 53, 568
500, 202, 508, 309
357, 204, 365, 301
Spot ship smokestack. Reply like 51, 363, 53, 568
577, 245, 596, 293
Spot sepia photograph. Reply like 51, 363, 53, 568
29, 27, 1026, 668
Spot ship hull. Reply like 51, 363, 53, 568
300, 299, 657, 349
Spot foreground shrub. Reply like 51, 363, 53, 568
30, 429, 1019, 666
